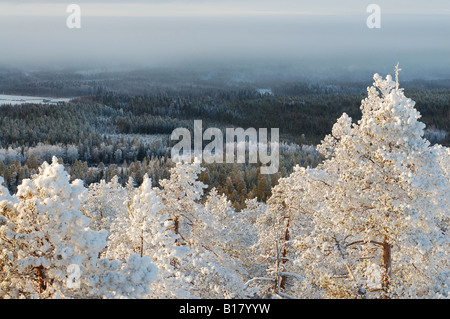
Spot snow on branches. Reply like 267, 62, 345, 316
271, 70, 449, 299
0, 68, 448, 299
0, 157, 157, 299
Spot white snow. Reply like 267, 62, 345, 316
0, 94, 72, 106
256, 88, 273, 95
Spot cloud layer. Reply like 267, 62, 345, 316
0, 1, 449, 79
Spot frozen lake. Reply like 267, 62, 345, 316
0, 94, 72, 106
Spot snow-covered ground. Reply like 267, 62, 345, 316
256, 88, 273, 95
0, 94, 72, 106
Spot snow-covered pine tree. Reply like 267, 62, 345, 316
82, 175, 128, 235
0, 157, 157, 299
157, 160, 249, 298
201, 188, 257, 297
106, 174, 194, 298
431, 144, 450, 237
158, 159, 207, 247
294, 69, 449, 298
107, 174, 164, 259
249, 166, 328, 299
203, 188, 235, 252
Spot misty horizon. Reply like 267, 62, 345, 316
0, 1, 449, 81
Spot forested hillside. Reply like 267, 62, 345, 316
0, 70, 448, 210
1, 71, 448, 299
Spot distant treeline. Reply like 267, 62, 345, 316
0, 81, 448, 208
89, 86, 449, 146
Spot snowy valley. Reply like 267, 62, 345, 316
0, 70, 448, 299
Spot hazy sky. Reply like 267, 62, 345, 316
1, 1, 449, 16
0, 1, 449, 79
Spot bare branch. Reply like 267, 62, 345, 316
245, 277, 276, 286
345, 240, 384, 248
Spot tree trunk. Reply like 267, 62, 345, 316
34, 265, 46, 294
381, 235, 392, 297
140, 229, 144, 257
273, 240, 280, 294
279, 216, 290, 290
173, 215, 183, 246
